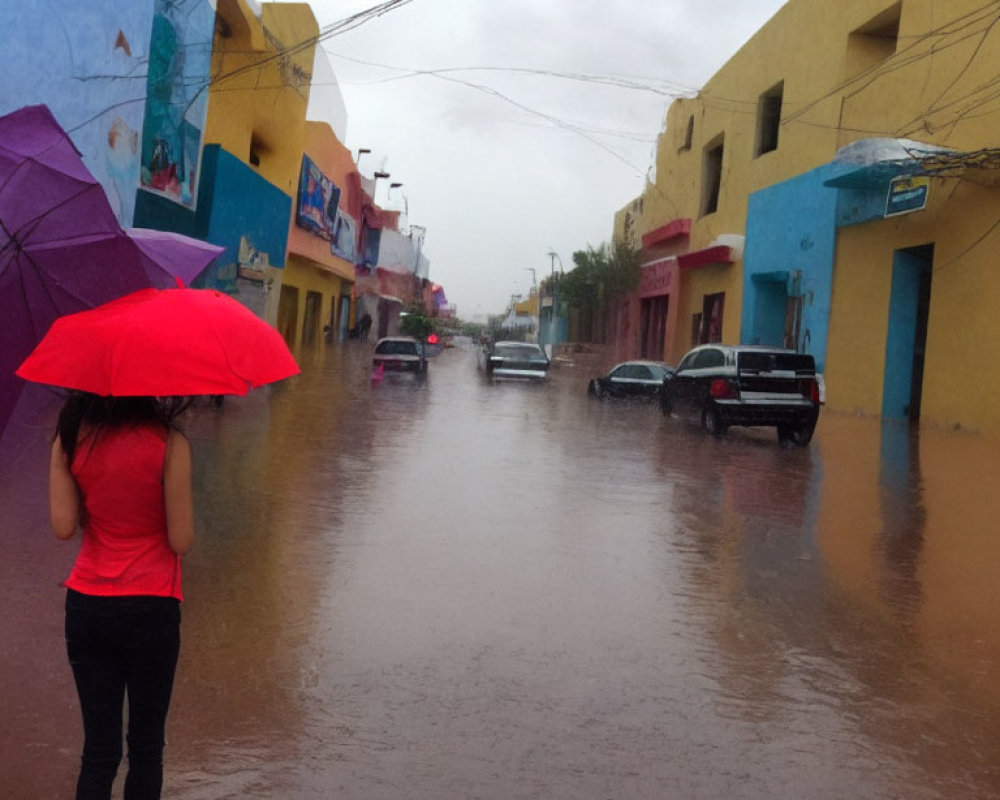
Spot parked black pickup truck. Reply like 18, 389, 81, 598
661, 344, 820, 445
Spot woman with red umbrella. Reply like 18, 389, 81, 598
49, 392, 193, 800
18, 284, 300, 799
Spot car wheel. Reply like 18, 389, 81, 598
701, 405, 727, 436
778, 422, 814, 446
589, 379, 604, 399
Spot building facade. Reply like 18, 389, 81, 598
629, 0, 1000, 434
135, 0, 319, 325
283, 123, 362, 349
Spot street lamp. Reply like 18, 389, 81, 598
356, 147, 371, 167
371, 170, 391, 205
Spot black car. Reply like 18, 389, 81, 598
588, 360, 675, 400
372, 336, 427, 376
480, 341, 550, 380
661, 344, 820, 445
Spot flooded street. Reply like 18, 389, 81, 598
3, 341, 1000, 799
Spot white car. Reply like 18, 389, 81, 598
481, 341, 550, 380
372, 336, 427, 376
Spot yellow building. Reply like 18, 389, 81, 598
281, 122, 361, 350
203, 0, 319, 326
634, 0, 1000, 434
515, 291, 540, 319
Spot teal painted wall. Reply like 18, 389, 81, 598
134, 145, 291, 293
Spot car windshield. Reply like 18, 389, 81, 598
376, 340, 419, 356
494, 343, 545, 359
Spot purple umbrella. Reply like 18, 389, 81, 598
126, 227, 224, 288
0, 105, 223, 437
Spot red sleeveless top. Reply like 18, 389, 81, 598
65, 424, 183, 600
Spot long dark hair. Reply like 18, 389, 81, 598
56, 393, 189, 465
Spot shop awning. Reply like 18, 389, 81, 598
642, 218, 691, 249
677, 244, 734, 271
823, 138, 955, 189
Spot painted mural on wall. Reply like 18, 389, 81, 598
0, 2, 156, 226
296, 155, 342, 238
139, 0, 214, 209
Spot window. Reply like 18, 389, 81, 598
615, 364, 652, 380
690, 314, 703, 349
701, 136, 724, 216
846, 2, 901, 79
703, 292, 725, 343
755, 81, 783, 156
694, 349, 724, 369
376, 340, 420, 356
680, 115, 694, 152
249, 132, 269, 169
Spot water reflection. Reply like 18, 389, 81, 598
3, 345, 1000, 798
877, 421, 926, 621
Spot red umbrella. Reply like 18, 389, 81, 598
0, 105, 224, 436
16, 286, 299, 396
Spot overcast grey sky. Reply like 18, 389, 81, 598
295, 0, 788, 318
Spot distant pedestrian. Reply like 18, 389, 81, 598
49, 392, 194, 800
360, 312, 372, 343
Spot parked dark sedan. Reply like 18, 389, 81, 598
480, 341, 550, 380
661, 344, 820, 445
372, 336, 427, 376
588, 360, 675, 400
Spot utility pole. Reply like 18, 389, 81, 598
546, 250, 561, 357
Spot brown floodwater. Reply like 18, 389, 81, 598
2, 341, 999, 799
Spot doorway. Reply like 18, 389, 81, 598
302, 290, 322, 346
639, 295, 668, 360
697, 292, 725, 344
882, 244, 933, 422
277, 285, 299, 348
338, 295, 351, 341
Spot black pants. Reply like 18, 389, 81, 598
65, 589, 181, 800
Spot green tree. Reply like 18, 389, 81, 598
553, 240, 641, 341
400, 304, 434, 339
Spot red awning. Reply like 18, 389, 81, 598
642, 218, 691, 249
677, 245, 734, 271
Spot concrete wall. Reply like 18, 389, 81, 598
743, 165, 839, 372
135, 144, 292, 319
0, 1, 157, 225
826, 177, 1000, 432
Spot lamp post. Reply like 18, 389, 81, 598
389, 182, 409, 233
525, 268, 538, 341
372, 170, 391, 205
